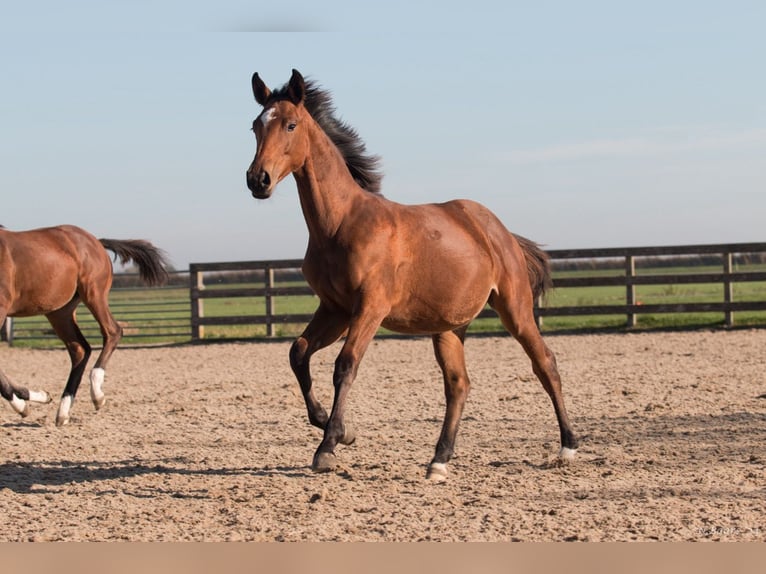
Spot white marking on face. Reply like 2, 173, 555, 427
259, 107, 277, 127
90, 368, 105, 405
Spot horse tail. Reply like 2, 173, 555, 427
513, 234, 553, 300
99, 239, 170, 287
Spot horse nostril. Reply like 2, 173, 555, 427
260, 171, 271, 187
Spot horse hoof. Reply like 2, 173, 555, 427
56, 396, 73, 427
340, 423, 356, 446
426, 462, 448, 482
29, 390, 52, 404
559, 447, 577, 461
10, 395, 29, 417
90, 368, 105, 409
312, 452, 338, 473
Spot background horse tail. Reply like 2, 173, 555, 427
512, 234, 553, 300
99, 239, 170, 286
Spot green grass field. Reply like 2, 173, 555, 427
6, 264, 766, 347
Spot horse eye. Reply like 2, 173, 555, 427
287, 122, 297, 132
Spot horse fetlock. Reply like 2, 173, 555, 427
426, 462, 449, 482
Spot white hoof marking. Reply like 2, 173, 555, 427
426, 462, 448, 482
10, 394, 28, 416
56, 396, 73, 427
559, 447, 578, 461
29, 390, 51, 404
90, 368, 106, 409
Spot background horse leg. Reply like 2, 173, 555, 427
289, 303, 349, 433
490, 292, 579, 460
0, 310, 51, 416
80, 295, 123, 411
427, 327, 471, 481
46, 304, 91, 426
0, 366, 52, 417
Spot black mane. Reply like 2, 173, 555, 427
268, 80, 383, 194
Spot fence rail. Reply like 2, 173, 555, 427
4, 242, 766, 346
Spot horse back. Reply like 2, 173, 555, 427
0, 225, 111, 316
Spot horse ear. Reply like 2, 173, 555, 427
287, 69, 306, 105
252, 73, 271, 106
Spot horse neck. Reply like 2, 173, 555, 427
292, 123, 367, 241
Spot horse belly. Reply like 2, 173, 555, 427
383, 284, 490, 335
8, 270, 78, 317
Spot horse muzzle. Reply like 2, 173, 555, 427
246, 168, 273, 199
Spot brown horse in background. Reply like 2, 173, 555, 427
246, 70, 578, 480
0, 225, 169, 426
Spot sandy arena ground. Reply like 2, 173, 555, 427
1, 329, 764, 541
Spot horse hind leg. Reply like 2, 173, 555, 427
0, 312, 51, 417
46, 306, 92, 426
426, 328, 471, 481
80, 291, 123, 411
489, 290, 579, 460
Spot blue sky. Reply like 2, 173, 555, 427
1, 1, 764, 269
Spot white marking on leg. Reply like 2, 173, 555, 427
28, 390, 51, 404
559, 447, 578, 461
90, 368, 106, 409
56, 395, 73, 427
426, 462, 448, 482
10, 393, 28, 416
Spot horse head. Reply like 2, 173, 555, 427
246, 69, 310, 199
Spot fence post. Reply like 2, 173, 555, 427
535, 294, 543, 330
190, 265, 205, 341
265, 264, 275, 337
723, 251, 733, 327
1, 317, 12, 345
625, 255, 636, 327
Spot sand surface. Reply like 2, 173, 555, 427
1, 329, 765, 541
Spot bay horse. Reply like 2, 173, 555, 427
246, 69, 578, 480
0, 225, 169, 426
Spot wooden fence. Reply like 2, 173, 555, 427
529, 241, 766, 328
1, 273, 192, 346
189, 242, 766, 341
4, 242, 766, 346
189, 260, 314, 340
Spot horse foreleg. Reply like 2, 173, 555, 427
0, 367, 52, 417
426, 328, 471, 482
289, 304, 349, 431
312, 307, 385, 473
